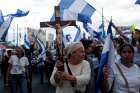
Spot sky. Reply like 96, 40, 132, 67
0, 0, 140, 44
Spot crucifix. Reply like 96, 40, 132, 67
40, 6, 76, 71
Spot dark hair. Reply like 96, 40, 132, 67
80, 39, 93, 49
16, 47, 25, 57
7, 50, 12, 54
118, 43, 134, 54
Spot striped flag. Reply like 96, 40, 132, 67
73, 26, 81, 42
0, 15, 13, 41
36, 38, 46, 61
51, 0, 96, 23
0, 10, 4, 26
96, 18, 116, 93
98, 23, 106, 39
24, 33, 31, 49
6, 9, 29, 17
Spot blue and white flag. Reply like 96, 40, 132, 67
98, 23, 106, 39
0, 15, 13, 41
73, 26, 81, 42
135, 0, 140, 4
93, 31, 102, 39
6, 9, 29, 17
96, 19, 115, 93
24, 33, 31, 49
0, 10, 4, 26
51, 0, 96, 23
36, 38, 46, 60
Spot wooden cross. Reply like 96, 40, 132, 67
40, 6, 76, 71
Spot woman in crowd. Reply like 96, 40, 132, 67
80, 39, 96, 93
7, 47, 29, 93
103, 43, 140, 93
3, 50, 12, 87
50, 42, 91, 93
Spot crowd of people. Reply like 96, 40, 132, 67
0, 28, 140, 93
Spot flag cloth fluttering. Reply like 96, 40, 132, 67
135, 0, 140, 4
0, 10, 4, 26
73, 26, 81, 42
36, 38, 46, 60
0, 9, 29, 42
0, 16, 14, 41
51, 0, 96, 23
6, 9, 29, 17
24, 33, 31, 49
96, 18, 116, 93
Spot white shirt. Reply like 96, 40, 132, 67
50, 60, 91, 93
8, 55, 29, 74
109, 62, 140, 93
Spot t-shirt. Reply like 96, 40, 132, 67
8, 55, 29, 74
109, 62, 140, 93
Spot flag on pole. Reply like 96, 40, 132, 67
0, 10, 4, 26
98, 23, 106, 39
73, 26, 81, 42
51, 0, 96, 23
0, 15, 14, 41
96, 18, 116, 93
24, 33, 31, 49
36, 38, 46, 60
6, 9, 29, 17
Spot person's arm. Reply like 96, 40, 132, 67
102, 65, 110, 92
102, 65, 115, 92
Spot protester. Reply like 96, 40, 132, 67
7, 46, 29, 93
45, 50, 55, 83
3, 50, 12, 87
103, 43, 140, 93
131, 29, 140, 66
50, 42, 91, 93
80, 39, 96, 93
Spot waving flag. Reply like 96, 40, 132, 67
135, 0, 140, 4
93, 31, 102, 39
6, 9, 29, 17
0, 16, 13, 41
24, 33, 31, 49
96, 19, 116, 93
0, 10, 4, 26
98, 23, 106, 39
51, 0, 96, 23
73, 26, 81, 42
36, 38, 46, 60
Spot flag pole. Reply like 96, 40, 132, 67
102, 8, 105, 38
16, 24, 18, 46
